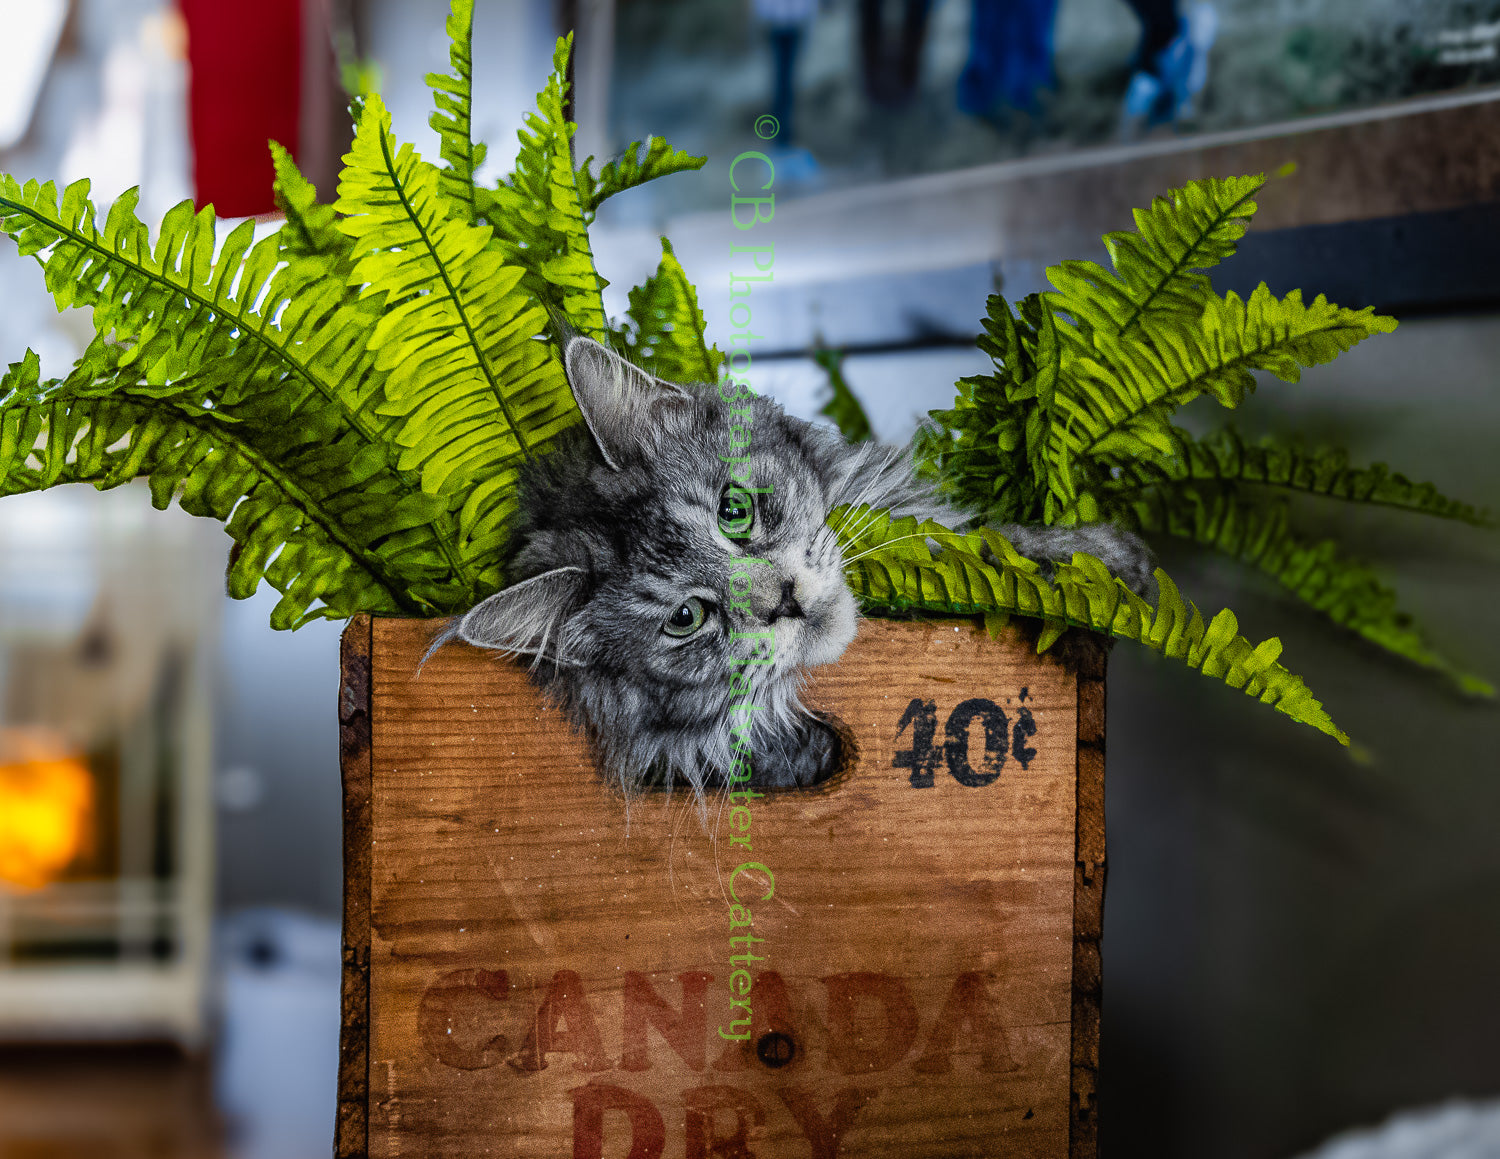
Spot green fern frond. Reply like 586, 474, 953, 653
0, 177, 271, 386
1104, 427, 1492, 526
1046, 286, 1397, 517
0, 366, 436, 628
483, 35, 607, 339
1115, 480, 1493, 695
1047, 174, 1264, 337
0, 349, 42, 403
613, 238, 722, 383
812, 344, 873, 443
915, 293, 1056, 524
336, 94, 580, 589
833, 503, 1348, 742
271, 141, 355, 284
0, 158, 492, 617
0, 173, 348, 464
426, 0, 486, 221
0, 6, 804, 638
0, 169, 365, 420
914, 173, 1492, 708
577, 136, 706, 216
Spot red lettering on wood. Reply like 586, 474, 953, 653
567, 1082, 665, 1159
912, 972, 1017, 1073
513, 969, 610, 1072
776, 1085, 877, 1158
621, 971, 712, 1072
417, 968, 510, 1070
683, 1084, 766, 1159
823, 973, 919, 1074
712, 971, 798, 1072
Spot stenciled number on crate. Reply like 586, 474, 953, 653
893, 694, 1037, 788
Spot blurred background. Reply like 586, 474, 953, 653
0, 1, 1497, 1156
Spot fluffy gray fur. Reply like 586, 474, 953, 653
440, 338, 1153, 794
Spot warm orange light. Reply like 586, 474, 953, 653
0, 729, 94, 891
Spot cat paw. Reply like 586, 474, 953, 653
748, 718, 843, 789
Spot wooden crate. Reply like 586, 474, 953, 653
336, 614, 1105, 1158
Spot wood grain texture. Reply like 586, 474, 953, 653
1069, 642, 1106, 1159
338, 614, 373, 1159
339, 616, 1104, 1158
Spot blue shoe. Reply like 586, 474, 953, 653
768, 145, 823, 189
1119, 4, 1217, 134
1119, 69, 1165, 138
1157, 4, 1217, 120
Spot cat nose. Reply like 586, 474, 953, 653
764, 580, 804, 624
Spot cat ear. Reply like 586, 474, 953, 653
456, 567, 588, 667
563, 337, 689, 470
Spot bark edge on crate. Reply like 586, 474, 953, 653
337, 613, 373, 1159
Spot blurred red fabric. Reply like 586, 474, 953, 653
180, 0, 301, 217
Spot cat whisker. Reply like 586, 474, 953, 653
829, 465, 918, 543
828, 445, 907, 529
838, 531, 951, 568
828, 446, 882, 509
831, 504, 897, 556
846, 471, 908, 523
829, 497, 890, 542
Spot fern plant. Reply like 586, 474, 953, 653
812, 341, 874, 444
0, 4, 703, 631
834, 504, 1343, 740
884, 173, 1493, 721
0, 2, 1475, 745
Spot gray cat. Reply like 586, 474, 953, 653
438, 338, 1152, 794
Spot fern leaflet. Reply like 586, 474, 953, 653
833, 504, 1348, 742
813, 344, 874, 443
577, 136, 706, 216
612, 238, 723, 383
337, 94, 580, 589
426, 0, 486, 222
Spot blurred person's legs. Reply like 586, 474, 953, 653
1128, 0, 1179, 65
858, 0, 935, 109
957, 0, 1060, 117
768, 24, 802, 144
1121, 0, 1218, 133
753, 0, 821, 182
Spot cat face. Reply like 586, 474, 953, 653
452, 338, 861, 790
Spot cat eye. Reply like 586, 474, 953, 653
718, 485, 754, 538
663, 597, 708, 637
